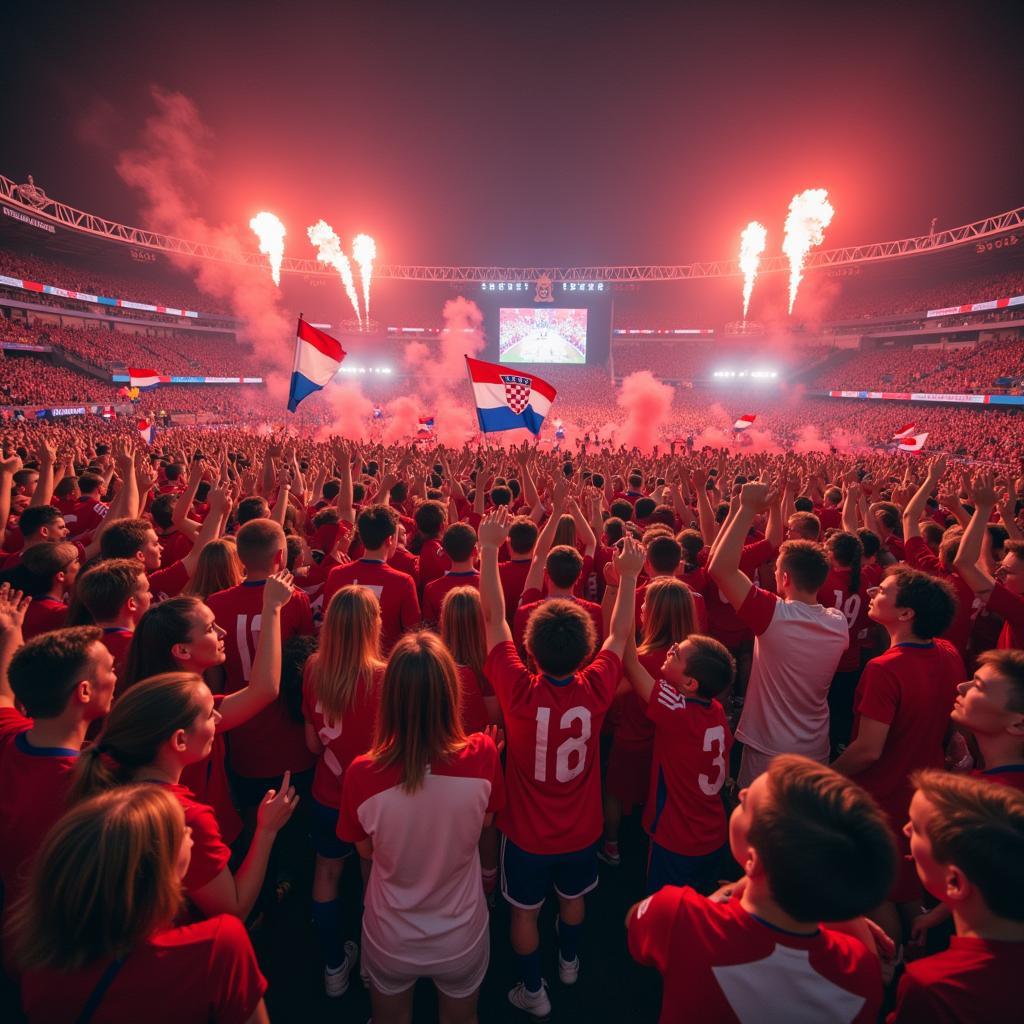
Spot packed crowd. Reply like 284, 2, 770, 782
0, 419, 1021, 1023
611, 340, 835, 381
0, 356, 116, 406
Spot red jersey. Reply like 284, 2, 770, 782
514, 588, 604, 661
160, 780, 231, 895
157, 528, 193, 569
206, 580, 315, 778
388, 545, 419, 586
179, 696, 242, 846
973, 764, 1024, 792
301, 660, 383, 808
423, 569, 480, 625
986, 582, 1024, 649
0, 708, 77, 907
323, 558, 420, 653
852, 640, 963, 824
629, 885, 882, 1024
817, 566, 871, 673
101, 627, 134, 694
149, 559, 190, 602
698, 539, 778, 648
887, 935, 1024, 1024
903, 536, 981, 658
21, 914, 266, 1024
21, 596, 67, 641
66, 494, 108, 540
643, 681, 732, 857
457, 664, 494, 733
614, 648, 663, 747
484, 641, 620, 854
499, 558, 533, 620
417, 538, 451, 593
299, 553, 344, 622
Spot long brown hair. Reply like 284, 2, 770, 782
440, 586, 486, 678
183, 538, 242, 599
122, 597, 205, 689
71, 672, 205, 801
553, 513, 577, 549
372, 631, 466, 792
10, 785, 184, 971
638, 577, 697, 655
313, 586, 385, 723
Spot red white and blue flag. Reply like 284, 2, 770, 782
288, 318, 346, 412
465, 356, 556, 436
129, 368, 162, 391
733, 413, 756, 431
138, 418, 156, 445
418, 416, 435, 433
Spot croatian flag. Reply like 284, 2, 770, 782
733, 413, 756, 431
138, 418, 156, 445
465, 356, 556, 436
892, 422, 916, 440
897, 432, 929, 452
418, 416, 435, 433
288, 318, 346, 413
129, 368, 161, 391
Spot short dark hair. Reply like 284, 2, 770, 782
77, 473, 103, 496
609, 499, 633, 522
150, 494, 176, 530
508, 516, 538, 556
357, 505, 398, 550
678, 528, 704, 564
235, 519, 285, 571
524, 598, 596, 676
77, 559, 147, 621
684, 635, 736, 699
857, 528, 881, 560
441, 523, 477, 562
778, 540, 830, 593
323, 479, 341, 501
18, 505, 64, 538
9, 626, 104, 718
414, 500, 446, 539
99, 519, 152, 560
794, 495, 814, 513
913, 769, 1024, 921
490, 485, 512, 507
628, 473, 643, 490
236, 496, 270, 525
604, 517, 625, 544
883, 566, 957, 640
634, 497, 656, 520
748, 755, 896, 922
646, 535, 682, 575
546, 545, 583, 589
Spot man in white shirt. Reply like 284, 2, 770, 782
710, 480, 849, 785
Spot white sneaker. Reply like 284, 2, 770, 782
508, 980, 552, 1020
558, 953, 580, 985
324, 941, 359, 998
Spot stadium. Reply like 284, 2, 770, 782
1, 4, 1022, 1024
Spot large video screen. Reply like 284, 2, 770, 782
499, 307, 588, 364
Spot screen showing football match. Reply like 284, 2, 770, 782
498, 307, 588, 364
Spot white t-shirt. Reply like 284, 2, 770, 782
338, 733, 504, 967
734, 586, 849, 762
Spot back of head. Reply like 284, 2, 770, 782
374, 631, 465, 791
235, 518, 285, 574
183, 538, 242, 599
490, 485, 512, 507
646, 534, 682, 576
414, 500, 446, 539
553, 514, 577, 549
11, 785, 184, 972
525, 598, 596, 677
604, 517, 625, 544
627, 473, 643, 491
683, 634, 736, 699
546, 544, 584, 590
77, 472, 103, 496
441, 522, 477, 563
99, 518, 150, 560
778, 540, 831, 594
440, 585, 486, 675
750, 755, 896, 921
236, 495, 270, 525
357, 504, 398, 551
678, 528, 704, 565
640, 577, 697, 653
883, 565, 957, 639
317, 585, 383, 720
123, 597, 203, 688
857, 528, 881, 561
609, 499, 632, 522
19, 541, 78, 595
9, 626, 103, 718
77, 559, 146, 622
788, 510, 821, 542
913, 769, 1024, 921
635, 497, 656, 521
920, 521, 944, 549
508, 516, 538, 556
826, 531, 862, 592
150, 494, 176, 530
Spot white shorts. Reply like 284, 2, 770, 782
362, 924, 489, 1000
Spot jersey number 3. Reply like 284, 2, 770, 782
534, 706, 591, 783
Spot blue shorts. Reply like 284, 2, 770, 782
310, 796, 353, 860
646, 840, 725, 896
500, 835, 599, 910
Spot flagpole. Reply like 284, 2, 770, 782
463, 354, 483, 437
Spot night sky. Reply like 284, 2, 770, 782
3, 1, 1023, 285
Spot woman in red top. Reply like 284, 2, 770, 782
601, 577, 697, 867
70, 670, 298, 925
301, 584, 384, 997
439, 586, 501, 733
12, 785, 269, 1024
121, 575, 293, 844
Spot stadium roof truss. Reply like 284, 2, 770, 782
3, 172, 1023, 283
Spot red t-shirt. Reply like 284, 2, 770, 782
179, 696, 242, 846
887, 935, 1024, 1023
149, 559, 190, 602
643, 681, 732, 857
323, 559, 420, 653
698, 540, 778, 648
0, 708, 78, 907
484, 641, 620, 854
21, 597, 68, 641
614, 649, 663, 747
67, 495, 109, 540
903, 536, 981, 658
628, 885, 882, 1024
301, 660, 383, 808
986, 582, 1024, 650
852, 640, 964, 825
817, 566, 871, 673
514, 588, 605, 661
499, 558, 533, 620
973, 764, 1024, 792
417, 538, 451, 593
423, 570, 481, 626
206, 580, 315, 778
21, 914, 266, 1024
457, 664, 494, 734
388, 546, 420, 587
101, 627, 134, 695
158, 528, 194, 569
159, 781, 231, 895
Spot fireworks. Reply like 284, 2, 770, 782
738, 221, 767, 318
352, 234, 377, 322
782, 188, 834, 314
307, 220, 363, 328
249, 212, 286, 286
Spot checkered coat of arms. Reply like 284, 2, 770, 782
500, 374, 532, 415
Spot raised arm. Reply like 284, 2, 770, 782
567, 497, 597, 557
181, 485, 229, 578
0, 584, 30, 709
902, 455, 946, 542
602, 536, 645, 658
709, 481, 775, 610
622, 633, 656, 704
28, 438, 57, 508
523, 477, 568, 594
478, 506, 514, 650
953, 472, 999, 596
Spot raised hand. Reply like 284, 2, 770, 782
613, 535, 646, 577
262, 570, 295, 612
478, 506, 512, 548
0, 583, 30, 633
257, 770, 299, 835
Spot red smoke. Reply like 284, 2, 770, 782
616, 371, 674, 453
